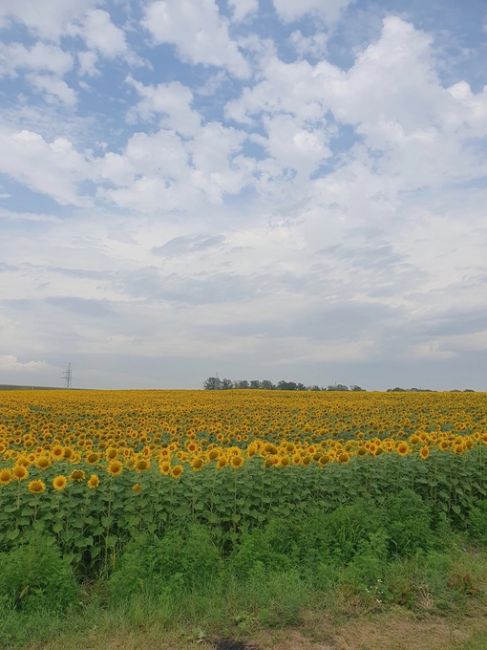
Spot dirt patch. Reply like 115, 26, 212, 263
252, 606, 487, 650
212, 640, 259, 650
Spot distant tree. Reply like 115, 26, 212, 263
234, 380, 249, 389
310, 385, 321, 391
350, 385, 365, 391
327, 384, 349, 391
221, 378, 233, 390
260, 379, 275, 390
203, 377, 222, 390
250, 380, 261, 389
278, 380, 298, 390
296, 383, 306, 391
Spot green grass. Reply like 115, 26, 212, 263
1, 495, 487, 649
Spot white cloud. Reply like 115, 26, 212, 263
0, 129, 91, 205
78, 50, 99, 76
0, 41, 73, 77
0, 0, 99, 40
71, 9, 128, 58
127, 76, 201, 136
142, 0, 251, 78
289, 30, 328, 58
228, 0, 258, 22
254, 114, 331, 179
27, 73, 77, 106
272, 0, 353, 24
97, 122, 252, 210
0, 354, 50, 372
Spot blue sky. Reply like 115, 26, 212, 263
0, 0, 486, 389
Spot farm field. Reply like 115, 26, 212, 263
1, 389, 487, 649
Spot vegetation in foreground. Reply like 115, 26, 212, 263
0, 390, 486, 648
1, 494, 487, 649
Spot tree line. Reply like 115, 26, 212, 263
203, 377, 365, 391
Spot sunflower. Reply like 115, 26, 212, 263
171, 465, 183, 479
230, 455, 243, 469
159, 460, 171, 474
51, 445, 64, 460
87, 474, 100, 489
0, 468, 12, 485
420, 446, 430, 461
52, 475, 68, 491
86, 451, 99, 464
396, 441, 410, 456
12, 464, 28, 481
338, 451, 350, 463
70, 469, 85, 481
107, 460, 123, 476
132, 482, 142, 494
135, 458, 150, 472
28, 479, 46, 494
36, 456, 51, 470
191, 457, 204, 471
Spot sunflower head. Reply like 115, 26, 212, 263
171, 465, 183, 479
108, 459, 123, 476
28, 479, 46, 494
52, 475, 68, 491
13, 464, 29, 480
0, 468, 12, 485
87, 474, 100, 489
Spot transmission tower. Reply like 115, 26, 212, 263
62, 362, 72, 389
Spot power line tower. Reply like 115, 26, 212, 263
62, 362, 72, 389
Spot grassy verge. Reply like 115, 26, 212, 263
1, 492, 487, 649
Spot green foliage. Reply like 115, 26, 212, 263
467, 500, 487, 544
383, 489, 435, 556
0, 534, 77, 613
109, 524, 222, 602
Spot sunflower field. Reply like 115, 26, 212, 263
0, 389, 486, 579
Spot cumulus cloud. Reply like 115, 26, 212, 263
0, 42, 73, 77
228, 0, 259, 22
0, 0, 99, 40
272, 0, 353, 24
0, 355, 49, 372
1, 4, 486, 388
69, 9, 127, 58
142, 0, 251, 78
0, 130, 91, 204
126, 76, 201, 136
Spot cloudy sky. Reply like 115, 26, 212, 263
0, 0, 486, 390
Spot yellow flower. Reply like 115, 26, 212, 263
191, 457, 204, 471
28, 479, 46, 494
396, 441, 410, 456
135, 458, 150, 472
70, 469, 85, 481
0, 468, 12, 485
87, 474, 100, 489
52, 475, 68, 491
132, 482, 142, 494
230, 455, 244, 469
12, 464, 29, 481
36, 456, 51, 470
420, 446, 429, 460
171, 465, 183, 479
107, 460, 123, 476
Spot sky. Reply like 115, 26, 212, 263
0, 0, 486, 390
